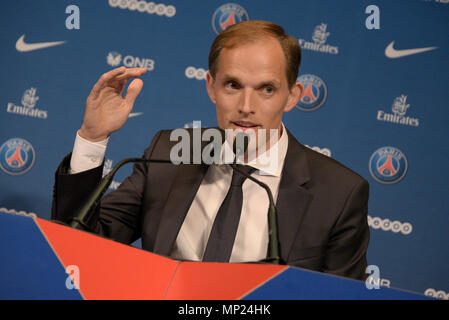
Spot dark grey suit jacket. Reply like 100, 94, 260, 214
52, 128, 370, 281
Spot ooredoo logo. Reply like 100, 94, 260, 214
185, 66, 207, 80
368, 215, 412, 235
108, 0, 176, 17
0, 138, 36, 176
212, 3, 249, 34
369, 146, 408, 184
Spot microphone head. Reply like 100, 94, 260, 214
233, 132, 250, 158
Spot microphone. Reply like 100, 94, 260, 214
231, 134, 283, 265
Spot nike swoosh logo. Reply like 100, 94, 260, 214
128, 112, 143, 118
385, 41, 438, 59
15, 34, 66, 52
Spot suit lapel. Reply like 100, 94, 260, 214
152, 127, 216, 256
275, 130, 312, 261
152, 163, 209, 256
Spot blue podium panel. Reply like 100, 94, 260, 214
0, 213, 82, 300
0, 214, 434, 300
243, 267, 430, 300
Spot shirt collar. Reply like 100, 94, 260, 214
219, 122, 289, 177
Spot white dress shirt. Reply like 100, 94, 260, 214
69, 124, 289, 263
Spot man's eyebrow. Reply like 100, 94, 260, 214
221, 74, 240, 82
258, 80, 281, 88
221, 74, 281, 88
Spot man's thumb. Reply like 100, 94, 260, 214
124, 78, 144, 107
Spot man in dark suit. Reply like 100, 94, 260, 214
52, 21, 370, 281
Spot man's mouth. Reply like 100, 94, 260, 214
231, 121, 260, 130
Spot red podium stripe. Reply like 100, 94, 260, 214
35, 218, 179, 300
164, 261, 287, 300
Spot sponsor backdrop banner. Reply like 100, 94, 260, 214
1, 0, 447, 299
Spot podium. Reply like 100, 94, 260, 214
0, 213, 429, 300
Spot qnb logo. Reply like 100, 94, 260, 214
108, 0, 176, 17
107, 51, 155, 71
185, 66, 207, 80
368, 215, 413, 235
377, 94, 420, 127
298, 23, 339, 55
305, 145, 332, 157
0, 138, 36, 176
212, 3, 249, 34
369, 146, 408, 184
424, 288, 449, 300
295, 74, 327, 111
0, 207, 37, 218
6, 87, 48, 119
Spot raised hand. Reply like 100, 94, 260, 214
79, 67, 147, 142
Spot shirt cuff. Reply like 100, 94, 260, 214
69, 131, 109, 174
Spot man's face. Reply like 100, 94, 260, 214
206, 37, 303, 144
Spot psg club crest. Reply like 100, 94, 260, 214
369, 146, 408, 184
295, 74, 327, 111
0, 138, 36, 176
212, 3, 249, 35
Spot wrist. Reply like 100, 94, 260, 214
78, 127, 109, 143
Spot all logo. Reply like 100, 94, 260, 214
106, 51, 155, 71
369, 147, 408, 184
295, 74, 327, 111
298, 23, 339, 55
0, 138, 36, 175
212, 3, 249, 34
6, 87, 48, 119
377, 94, 419, 127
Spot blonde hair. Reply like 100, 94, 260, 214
208, 20, 301, 87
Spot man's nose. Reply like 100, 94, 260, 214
239, 89, 256, 114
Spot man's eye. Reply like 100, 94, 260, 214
225, 82, 239, 90
263, 86, 274, 94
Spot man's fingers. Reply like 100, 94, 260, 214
90, 66, 126, 99
115, 67, 147, 82
124, 78, 144, 108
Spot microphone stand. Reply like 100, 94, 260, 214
69, 128, 226, 232
231, 132, 283, 265
69, 158, 171, 231
231, 164, 283, 265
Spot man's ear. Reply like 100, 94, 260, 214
206, 71, 216, 104
284, 81, 304, 112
